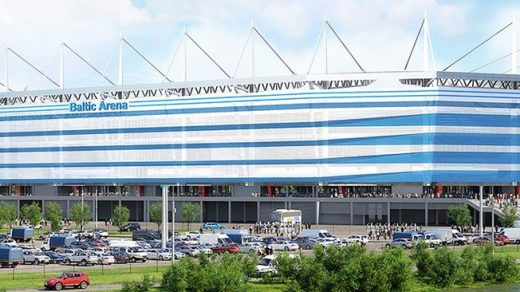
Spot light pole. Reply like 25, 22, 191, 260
95, 186, 98, 229
479, 185, 483, 236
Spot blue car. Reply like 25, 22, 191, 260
201, 222, 225, 230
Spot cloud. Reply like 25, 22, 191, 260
0, 0, 512, 91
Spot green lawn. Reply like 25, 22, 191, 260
0, 265, 170, 290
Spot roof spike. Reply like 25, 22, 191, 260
512, 17, 517, 74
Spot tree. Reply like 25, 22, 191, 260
0, 203, 18, 230
500, 206, 518, 228
112, 204, 130, 230
448, 204, 472, 229
70, 202, 91, 230
181, 203, 200, 231
150, 202, 162, 231
21, 202, 42, 228
44, 202, 63, 231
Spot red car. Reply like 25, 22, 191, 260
44, 272, 90, 290
210, 243, 240, 254
473, 236, 504, 246
496, 234, 510, 245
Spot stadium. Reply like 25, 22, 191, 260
0, 19, 519, 227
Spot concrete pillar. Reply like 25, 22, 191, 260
256, 201, 260, 222
425, 202, 428, 226
66, 200, 70, 218
228, 201, 231, 223
350, 202, 354, 225
436, 210, 439, 226
387, 202, 390, 224
479, 185, 483, 236
161, 185, 168, 249
398, 208, 402, 224
41, 200, 46, 216
200, 201, 203, 223
315, 201, 320, 226
16, 200, 20, 218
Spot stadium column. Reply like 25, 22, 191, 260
387, 202, 390, 225
228, 201, 231, 223
161, 185, 168, 250
315, 201, 320, 226
257, 201, 260, 222
350, 202, 354, 225
199, 201, 203, 223
479, 185, 484, 236
424, 202, 428, 226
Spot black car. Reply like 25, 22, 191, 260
44, 251, 66, 264
132, 230, 161, 241
110, 251, 130, 264
120, 223, 141, 232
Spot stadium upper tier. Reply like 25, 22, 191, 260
0, 71, 520, 184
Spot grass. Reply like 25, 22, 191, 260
0, 265, 170, 290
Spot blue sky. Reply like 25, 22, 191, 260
1, 0, 520, 90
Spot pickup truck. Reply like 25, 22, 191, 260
64, 252, 99, 266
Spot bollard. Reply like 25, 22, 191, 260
102, 263, 104, 275
129, 261, 132, 274
156, 259, 158, 272
12, 266, 14, 280
43, 264, 46, 278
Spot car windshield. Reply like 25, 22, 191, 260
56, 273, 66, 278
259, 258, 272, 266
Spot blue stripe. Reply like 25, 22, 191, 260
3, 100, 520, 122
0, 170, 516, 184
1, 152, 520, 168
3, 113, 520, 138
1, 133, 520, 153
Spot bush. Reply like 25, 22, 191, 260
429, 247, 460, 288
381, 247, 413, 291
122, 275, 155, 292
412, 241, 434, 280
486, 255, 519, 284
161, 253, 251, 292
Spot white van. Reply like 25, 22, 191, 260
300, 229, 336, 242
501, 228, 520, 243
198, 234, 233, 247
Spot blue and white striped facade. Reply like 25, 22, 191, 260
1, 83, 520, 185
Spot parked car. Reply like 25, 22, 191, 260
295, 237, 318, 250
342, 235, 369, 246
64, 252, 99, 266
256, 255, 277, 274
0, 239, 18, 247
43, 251, 66, 264
240, 242, 265, 254
268, 241, 299, 251
98, 253, 115, 265
385, 238, 413, 249
22, 250, 50, 265
210, 243, 241, 254
496, 234, 510, 245
473, 236, 504, 246
176, 245, 201, 257
201, 222, 225, 230
44, 272, 90, 290
90, 228, 109, 238
147, 249, 172, 261
126, 247, 148, 262
120, 223, 141, 232
109, 251, 130, 264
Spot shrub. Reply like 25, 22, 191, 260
122, 275, 154, 292
412, 241, 434, 280
381, 247, 413, 291
486, 255, 519, 284
429, 247, 460, 288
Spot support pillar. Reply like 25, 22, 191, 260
256, 201, 260, 222
66, 200, 70, 218
315, 201, 320, 226
161, 185, 168, 249
228, 201, 231, 223
425, 202, 428, 226
387, 202, 391, 224
200, 201, 203, 223
479, 185, 484, 236
350, 202, 354, 225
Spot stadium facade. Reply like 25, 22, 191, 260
0, 70, 518, 226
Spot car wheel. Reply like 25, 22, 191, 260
131, 257, 137, 263
41, 247, 46, 251
64, 259, 71, 265
55, 283, 63, 291
284, 246, 289, 251
80, 281, 88, 289
159, 256, 164, 260
306, 245, 311, 249
81, 259, 87, 266
34, 259, 40, 265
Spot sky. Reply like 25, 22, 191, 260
1, 0, 520, 91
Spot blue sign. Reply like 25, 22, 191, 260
69, 101, 129, 112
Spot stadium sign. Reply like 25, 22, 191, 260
69, 101, 129, 112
